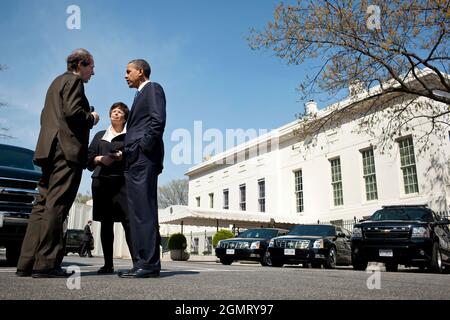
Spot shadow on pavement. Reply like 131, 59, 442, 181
79, 270, 200, 278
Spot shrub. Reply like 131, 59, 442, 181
213, 229, 234, 247
168, 233, 187, 250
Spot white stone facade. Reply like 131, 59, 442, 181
186, 91, 450, 225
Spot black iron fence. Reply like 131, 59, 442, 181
437, 211, 450, 219
317, 217, 363, 231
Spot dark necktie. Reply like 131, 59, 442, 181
133, 90, 140, 104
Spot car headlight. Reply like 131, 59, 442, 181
352, 227, 362, 238
411, 227, 430, 238
313, 239, 324, 249
269, 239, 274, 247
250, 241, 260, 249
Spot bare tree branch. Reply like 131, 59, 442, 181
158, 179, 189, 209
249, 0, 450, 151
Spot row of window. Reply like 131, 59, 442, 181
295, 136, 419, 211
196, 179, 266, 212
194, 136, 419, 213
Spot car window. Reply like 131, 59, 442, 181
237, 229, 279, 239
288, 225, 336, 237
371, 208, 433, 222
0, 146, 41, 172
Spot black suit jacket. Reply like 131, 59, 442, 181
124, 82, 166, 173
82, 224, 93, 242
34, 72, 94, 167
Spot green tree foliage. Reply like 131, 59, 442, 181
168, 233, 187, 250
213, 229, 234, 247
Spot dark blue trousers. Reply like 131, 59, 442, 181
125, 150, 161, 271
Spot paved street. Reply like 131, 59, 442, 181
0, 252, 449, 300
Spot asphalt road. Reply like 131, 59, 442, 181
0, 253, 449, 301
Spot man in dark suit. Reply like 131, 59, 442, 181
16, 48, 99, 278
118, 59, 166, 278
80, 220, 94, 257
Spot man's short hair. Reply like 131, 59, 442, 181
109, 102, 129, 122
67, 48, 93, 72
129, 59, 151, 78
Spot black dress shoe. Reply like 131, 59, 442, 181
117, 266, 138, 277
97, 266, 114, 274
31, 267, 74, 278
118, 268, 160, 278
16, 269, 32, 277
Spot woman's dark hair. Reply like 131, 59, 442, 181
109, 102, 129, 122
66, 48, 93, 72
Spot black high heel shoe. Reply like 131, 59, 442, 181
97, 266, 114, 274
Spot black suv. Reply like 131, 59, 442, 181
351, 205, 450, 272
267, 224, 352, 268
0, 144, 41, 265
215, 228, 289, 266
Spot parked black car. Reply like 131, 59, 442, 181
351, 205, 450, 272
267, 224, 352, 268
64, 229, 93, 256
215, 228, 289, 266
0, 144, 40, 265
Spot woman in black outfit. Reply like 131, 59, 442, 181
87, 102, 134, 274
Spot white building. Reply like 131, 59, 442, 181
183, 73, 450, 226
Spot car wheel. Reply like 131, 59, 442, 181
430, 242, 443, 273
302, 263, 311, 268
352, 254, 368, 271
260, 251, 271, 267
271, 260, 284, 268
324, 247, 337, 269
418, 265, 427, 272
385, 262, 398, 272
6, 243, 21, 266
220, 258, 233, 265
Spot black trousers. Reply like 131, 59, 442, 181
100, 220, 133, 267
80, 240, 93, 257
17, 140, 82, 271
125, 151, 161, 271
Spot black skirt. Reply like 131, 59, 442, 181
92, 175, 128, 222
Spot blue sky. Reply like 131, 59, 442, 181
0, 0, 326, 194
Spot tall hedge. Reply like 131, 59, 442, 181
213, 229, 234, 247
